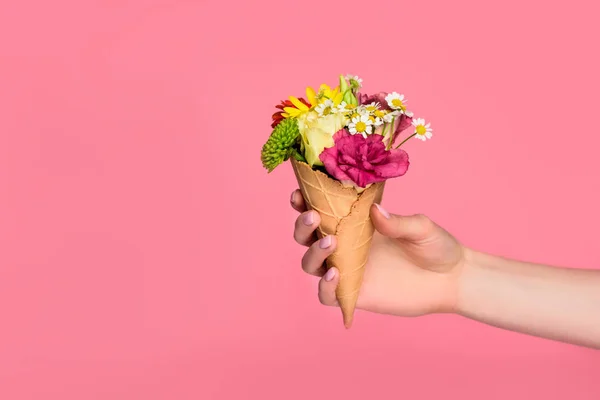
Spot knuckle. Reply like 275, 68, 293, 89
300, 252, 310, 273
415, 213, 432, 226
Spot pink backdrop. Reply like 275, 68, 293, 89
1, 0, 599, 399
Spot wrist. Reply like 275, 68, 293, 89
449, 246, 479, 316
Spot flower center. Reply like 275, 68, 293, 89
351, 113, 360, 119
374, 110, 386, 118
322, 107, 331, 115
368, 116, 376, 123
356, 121, 367, 132
416, 125, 427, 135
392, 99, 405, 110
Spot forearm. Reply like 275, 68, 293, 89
457, 249, 600, 349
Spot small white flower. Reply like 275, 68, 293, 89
348, 114, 374, 138
337, 101, 359, 114
364, 102, 380, 113
412, 118, 433, 141
315, 99, 336, 116
385, 92, 409, 113
383, 110, 399, 123
352, 105, 371, 117
345, 74, 363, 88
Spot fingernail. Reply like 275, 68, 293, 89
290, 191, 296, 204
319, 235, 332, 249
302, 211, 314, 226
375, 203, 390, 219
324, 268, 336, 282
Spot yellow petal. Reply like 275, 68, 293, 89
332, 92, 343, 105
281, 112, 289, 118
306, 87, 317, 106
289, 96, 309, 111
331, 87, 339, 97
284, 107, 301, 117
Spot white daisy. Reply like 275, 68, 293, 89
345, 74, 363, 88
412, 118, 433, 141
364, 102, 380, 113
369, 115, 384, 126
348, 114, 374, 138
382, 110, 399, 123
315, 99, 336, 116
385, 92, 409, 114
336, 101, 354, 113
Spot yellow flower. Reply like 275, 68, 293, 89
297, 111, 345, 167
283, 84, 344, 119
283, 96, 311, 118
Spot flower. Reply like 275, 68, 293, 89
364, 102, 380, 113
319, 130, 410, 188
261, 118, 301, 172
271, 98, 310, 128
281, 84, 342, 119
348, 114, 374, 138
315, 84, 342, 104
382, 111, 396, 123
345, 74, 363, 89
412, 118, 433, 141
373, 109, 388, 119
283, 96, 312, 118
297, 111, 345, 167
358, 92, 389, 109
385, 92, 412, 116
336, 101, 356, 113
372, 110, 413, 147
315, 99, 337, 116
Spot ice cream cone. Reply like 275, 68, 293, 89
290, 158, 384, 328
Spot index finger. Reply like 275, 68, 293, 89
290, 189, 307, 213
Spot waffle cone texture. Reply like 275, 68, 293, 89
291, 158, 384, 328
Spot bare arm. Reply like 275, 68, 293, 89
458, 249, 600, 349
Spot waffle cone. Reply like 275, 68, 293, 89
291, 158, 384, 328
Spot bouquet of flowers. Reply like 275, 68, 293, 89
261, 74, 432, 328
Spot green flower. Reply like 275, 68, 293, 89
261, 118, 303, 172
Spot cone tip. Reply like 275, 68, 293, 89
343, 316, 353, 329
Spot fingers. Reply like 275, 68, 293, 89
290, 189, 307, 213
318, 267, 339, 306
294, 210, 321, 246
301, 235, 336, 276
371, 203, 434, 242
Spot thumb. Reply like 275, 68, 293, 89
371, 203, 434, 241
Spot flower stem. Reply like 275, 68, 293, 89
395, 133, 417, 148
386, 116, 396, 150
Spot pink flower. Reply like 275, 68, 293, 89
358, 92, 390, 110
319, 130, 410, 188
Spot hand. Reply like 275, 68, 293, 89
291, 189, 466, 317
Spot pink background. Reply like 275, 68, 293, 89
1, 0, 599, 399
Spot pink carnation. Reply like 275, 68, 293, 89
319, 130, 410, 188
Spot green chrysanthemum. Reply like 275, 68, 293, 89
261, 118, 303, 172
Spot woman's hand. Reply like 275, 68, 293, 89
291, 189, 466, 317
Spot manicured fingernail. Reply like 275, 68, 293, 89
375, 203, 390, 219
324, 268, 336, 282
302, 211, 314, 225
319, 235, 332, 249
290, 191, 296, 204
